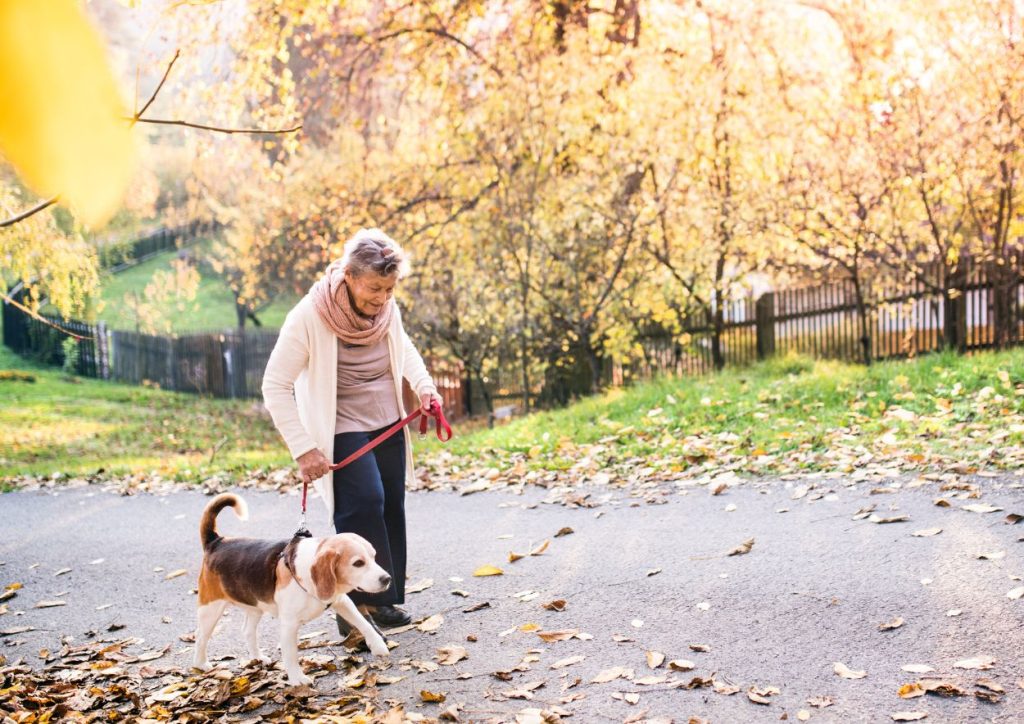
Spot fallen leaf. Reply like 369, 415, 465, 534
634, 675, 668, 685
689, 643, 711, 652
550, 655, 585, 669
554, 527, 574, 537
473, 565, 504, 577
436, 645, 468, 665
953, 656, 995, 670
463, 601, 490, 613
912, 528, 942, 537
421, 690, 447, 703
834, 662, 867, 679
417, 614, 444, 633
53, 567, 71, 576
898, 683, 926, 699
542, 600, 567, 611
1007, 586, 1024, 600
668, 659, 695, 671
727, 538, 755, 556
806, 696, 834, 708
646, 568, 662, 577
696, 601, 710, 611
891, 712, 927, 721
645, 651, 665, 669
0, 626, 34, 636
712, 482, 728, 495
164, 569, 187, 580
748, 685, 779, 704
976, 679, 1004, 694
591, 666, 633, 684
630, 619, 644, 628
962, 504, 1003, 514
879, 617, 905, 631
407, 578, 434, 594
902, 664, 935, 674
869, 514, 909, 524
920, 680, 967, 697
611, 691, 641, 704
536, 629, 579, 643
976, 551, 1005, 561
946, 609, 962, 617
1005, 513, 1022, 525
34, 600, 66, 608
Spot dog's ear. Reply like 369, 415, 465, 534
310, 547, 339, 600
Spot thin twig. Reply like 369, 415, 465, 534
126, 118, 303, 135
134, 49, 180, 122
0, 291, 92, 341
0, 196, 60, 228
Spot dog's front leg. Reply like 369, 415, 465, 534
278, 617, 312, 686
332, 595, 390, 657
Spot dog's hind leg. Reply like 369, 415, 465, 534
192, 599, 228, 671
241, 608, 268, 665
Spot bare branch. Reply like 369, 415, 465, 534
126, 117, 302, 135
0, 290, 92, 340
0, 195, 59, 228
134, 49, 180, 122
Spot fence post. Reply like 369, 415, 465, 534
945, 262, 968, 352
755, 292, 775, 360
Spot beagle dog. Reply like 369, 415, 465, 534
193, 493, 390, 685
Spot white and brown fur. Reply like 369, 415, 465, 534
193, 493, 390, 685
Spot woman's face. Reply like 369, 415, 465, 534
345, 270, 397, 317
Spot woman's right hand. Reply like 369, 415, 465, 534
296, 448, 331, 483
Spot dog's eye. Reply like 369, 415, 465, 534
353, 559, 365, 568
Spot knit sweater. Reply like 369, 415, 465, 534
262, 294, 437, 516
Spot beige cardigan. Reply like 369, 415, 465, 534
262, 294, 437, 517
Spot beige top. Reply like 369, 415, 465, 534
335, 338, 400, 433
261, 295, 437, 516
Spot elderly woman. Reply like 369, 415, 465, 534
262, 228, 440, 631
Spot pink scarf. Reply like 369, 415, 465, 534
311, 260, 393, 345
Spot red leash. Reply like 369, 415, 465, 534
297, 400, 452, 533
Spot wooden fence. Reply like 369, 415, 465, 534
5, 250, 1024, 417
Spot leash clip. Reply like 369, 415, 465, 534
294, 512, 311, 539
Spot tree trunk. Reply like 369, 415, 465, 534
711, 253, 726, 371
234, 300, 248, 330
851, 274, 872, 365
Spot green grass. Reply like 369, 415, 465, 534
4, 333, 1024, 486
0, 342, 291, 485
93, 239, 298, 332
423, 348, 1024, 475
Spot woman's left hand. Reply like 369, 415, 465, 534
420, 392, 442, 415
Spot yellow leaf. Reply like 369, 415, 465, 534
420, 689, 447, 703
473, 565, 503, 577
0, 0, 136, 225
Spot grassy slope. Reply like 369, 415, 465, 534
0, 342, 291, 484
95, 240, 297, 332
423, 348, 1024, 474
3, 337, 1024, 485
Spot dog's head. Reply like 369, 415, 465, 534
310, 533, 391, 601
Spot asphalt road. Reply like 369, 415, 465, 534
2, 475, 1023, 723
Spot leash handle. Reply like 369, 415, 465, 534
298, 400, 452, 519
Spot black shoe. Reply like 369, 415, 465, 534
370, 605, 411, 628
335, 613, 352, 638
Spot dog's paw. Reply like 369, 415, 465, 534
192, 659, 212, 672
286, 671, 313, 687
367, 636, 390, 657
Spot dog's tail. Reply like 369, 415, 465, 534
200, 493, 248, 551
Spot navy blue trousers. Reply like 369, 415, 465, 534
331, 424, 406, 606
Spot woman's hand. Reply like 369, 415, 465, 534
296, 448, 331, 483
420, 392, 442, 415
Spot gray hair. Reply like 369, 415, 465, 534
340, 228, 410, 279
